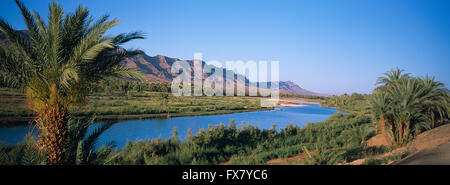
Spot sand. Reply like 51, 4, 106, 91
275, 98, 322, 108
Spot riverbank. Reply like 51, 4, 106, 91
0, 87, 324, 127
0, 108, 276, 127
276, 98, 322, 108
0, 97, 323, 127
90, 107, 274, 122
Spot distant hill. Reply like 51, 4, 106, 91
0, 30, 327, 97
123, 52, 327, 96
278, 81, 328, 96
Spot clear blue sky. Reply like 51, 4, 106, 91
1, 0, 449, 95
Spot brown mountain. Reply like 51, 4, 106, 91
123, 52, 327, 96
278, 81, 328, 96
124, 54, 179, 83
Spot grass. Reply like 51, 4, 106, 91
363, 153, 403, 165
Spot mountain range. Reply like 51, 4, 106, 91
123, 52, 327, 96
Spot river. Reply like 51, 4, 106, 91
0, 103, 337, 149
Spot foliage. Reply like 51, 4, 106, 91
156, 92, 169, 107
363, 153, 402, 165
91, 79, 171, 95
280, 93, 326, 100
99, 112, 374, 165
301, 144, 346, 165
371, 68, 449, 146
0, 115, 116, 165
65, 114, 116, 164
322, 93, 371, 115
0, 134, 46, 165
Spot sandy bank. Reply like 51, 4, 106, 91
275, 98, 322, 108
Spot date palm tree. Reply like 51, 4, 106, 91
416, 75, 449, 129
372, 68, 449, 146
375, 67, 411, 92
0, 0, 144, 164
370, 93, 393, 144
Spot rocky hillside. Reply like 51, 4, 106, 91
123, 52, 326, 96
278, 81, 328, 96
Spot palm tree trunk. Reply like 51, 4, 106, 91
398, 122, 403, 145
374, 120, 379, 133
403, 121, 409, 143
379, 116, 392, 144
37, 104, 68, 165
431, 113, 435, 129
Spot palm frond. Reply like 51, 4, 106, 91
112, 31, 146, 45
82, 121, 116, 154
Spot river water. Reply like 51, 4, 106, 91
0, 103, 337, 149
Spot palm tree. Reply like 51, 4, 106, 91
370, 92, 397, 145
416, 75, 449, 129
0, 0, 144, 164
375, 67, 411, 91
372, 68, 449, 146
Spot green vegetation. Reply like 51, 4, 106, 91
363, 153, 403, 165
280, 93, 326, 100
1, 111, 376, 165
0, 114, 117, 165
93, 79, 171, 95
301, 144, 346, 165
0, 134, 46, 165
371, 68, 449, 146
323, 69, 449, 148
322, 92, 371, 115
